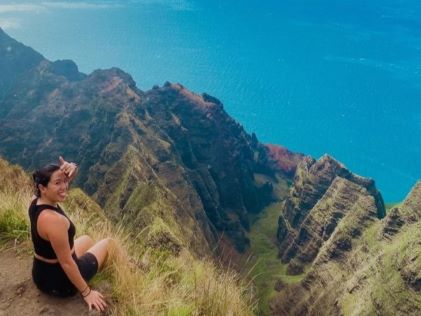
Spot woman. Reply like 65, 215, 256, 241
29, 157, 111, 312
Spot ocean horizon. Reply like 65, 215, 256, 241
1, 0, 421, 202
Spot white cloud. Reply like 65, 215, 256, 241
0, 18, 21, 30
0, 17, 21, 29
0, 4, 46, 13
0, 1, 195, 13
128, 0, 198, 11
0, 1, 122, 14
41, 1, 123, 10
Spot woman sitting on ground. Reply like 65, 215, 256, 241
29, 157, 111, 312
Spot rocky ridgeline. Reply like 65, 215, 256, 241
272, 164, 421, 315
383, 182, 421, 292
277, 154, 385, 273
382, 181, 421, 237
0, 28, 303, 255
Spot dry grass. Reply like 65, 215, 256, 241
0, 158, 255, 315
0, 159, 32, 246
68, 199, 256, 316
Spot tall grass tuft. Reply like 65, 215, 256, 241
0, 159, 32, 246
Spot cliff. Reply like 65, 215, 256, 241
271, 161, 421, 315
276, 155, 385, 273
0, 28, 301, 255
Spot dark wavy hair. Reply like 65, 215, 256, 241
32, 164, 61, 197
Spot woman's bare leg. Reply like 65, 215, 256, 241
74, 235, 94, 257
86, 238, 112, 270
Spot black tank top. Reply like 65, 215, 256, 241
28, 198, 76, 259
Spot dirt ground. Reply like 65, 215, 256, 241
0, 245, 106, 315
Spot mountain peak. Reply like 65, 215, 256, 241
49, 59, 86, 81
164, 82, 223, 111
87, 67, 137, 89
0, 28, 45, 100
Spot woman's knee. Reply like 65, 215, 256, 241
77, 234, 94, 244
75, 235, 95, 256
89, 238, 114, 269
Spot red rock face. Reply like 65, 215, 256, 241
265, 144, 304, 177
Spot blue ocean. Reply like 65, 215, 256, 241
2, 0, 421, 202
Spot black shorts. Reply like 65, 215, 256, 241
32, 252, 99, 297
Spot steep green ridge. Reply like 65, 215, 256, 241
276, 155, 385, 274
271, 180, 421, 315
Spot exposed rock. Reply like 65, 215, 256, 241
264, 144, 304, 177
286, 259, 304, 275
401, 250, 421, 292
380, 206, 405, 238
274, 279, 285, 292
276, 214, 289, 243
48, 60, 86, 81
277, 155, 384, 266
270, 181, 421, 316
380, 181, 421, 239
400, 181, 421, 220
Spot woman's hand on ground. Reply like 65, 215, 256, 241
83, 289, 107, 312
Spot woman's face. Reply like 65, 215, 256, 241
40, 169, 69, 203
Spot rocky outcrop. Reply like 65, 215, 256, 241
270, 181, 421, 316
0, 28, 292, 255
277, 154, 385, 266
400, 239, 421, 292
399, 181, 421, 219
380, 182, 421, 239
283, 177, 380, 273
263, 144, 304, 177
388, 182, 421, 292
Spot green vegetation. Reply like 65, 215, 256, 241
341, 216, 421, 315
0, 208, 28, 245
247, 202, 304, 315
0, 159, 31, 247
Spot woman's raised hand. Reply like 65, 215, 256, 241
59, 156, 78, 179
83, 289, 107, 312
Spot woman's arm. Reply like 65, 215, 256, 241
40, 212, 106, 311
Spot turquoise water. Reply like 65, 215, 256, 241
2, 0, 421, 201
